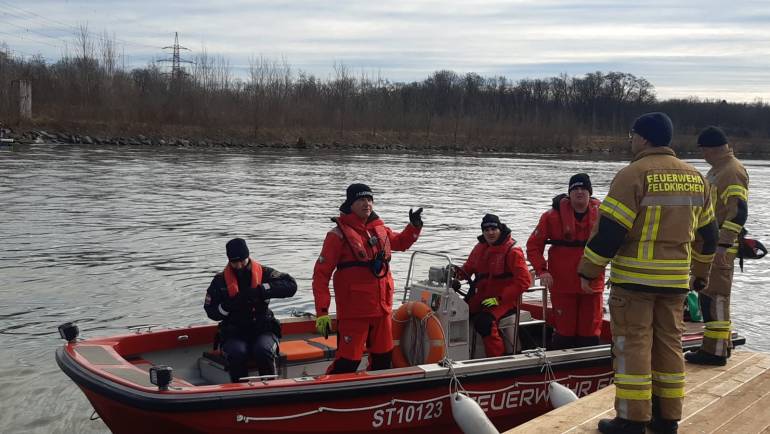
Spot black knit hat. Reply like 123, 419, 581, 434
481, 213, 501, 230
568, 173, 592, 194
226, 238, 249, 261
632, 112, 673, 147
339, 183, 374, 213
697, 126, 728, 147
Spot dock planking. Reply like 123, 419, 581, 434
504, 350, 770, 434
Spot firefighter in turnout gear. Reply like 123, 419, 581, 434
577, 112, 719, 434
685, 126, 749, 366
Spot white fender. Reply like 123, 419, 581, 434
450, 392, 500, 434
549, 381, 579, 408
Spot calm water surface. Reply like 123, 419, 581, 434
1, 144, 768, 433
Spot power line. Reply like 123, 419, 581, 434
0, 28, 65, 50
0, 1, 161, 51
0, 17, 70, 47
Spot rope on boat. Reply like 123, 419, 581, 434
89, 410, 101, 421
235, 369, 613, 422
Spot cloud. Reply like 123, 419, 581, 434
2, 0, 769, 101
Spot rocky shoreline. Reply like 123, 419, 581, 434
0, 125, 635, 154
2, 126, 768, 156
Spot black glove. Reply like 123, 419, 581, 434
450, 264, 464, 280
409, 207, 424, 228
691, 277, 707, 292
245, 284, 267, 301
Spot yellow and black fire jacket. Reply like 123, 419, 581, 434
703, 148, 749, 257
578, 146, 719, 293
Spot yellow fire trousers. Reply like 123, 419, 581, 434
699, 254, 735, 357
609, 286, 687, 422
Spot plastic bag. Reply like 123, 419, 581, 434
686, 291, 702, 322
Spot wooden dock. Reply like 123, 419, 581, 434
505, 350, 770, 434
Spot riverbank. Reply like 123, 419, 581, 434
2, 120, 769, 156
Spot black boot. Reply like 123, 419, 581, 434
649, 418, 678, 433
598, 417, 645, 434
685, 349, 726, 366
649, 396, 678, 433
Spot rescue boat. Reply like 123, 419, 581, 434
55, 251, 744, 434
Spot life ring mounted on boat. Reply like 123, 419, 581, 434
391, 301, 446, 368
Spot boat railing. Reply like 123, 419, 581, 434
513, 284, 548, 353
126, 323, 162, 333
239, 374, 279, 384
401, 250, 456, 303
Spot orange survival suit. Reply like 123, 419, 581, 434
461, 226, 531, 357
527, 195, 604, 347
313, 211, 421, 372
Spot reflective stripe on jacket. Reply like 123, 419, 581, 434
579, 147, 715, 290
706, 149, 749, 253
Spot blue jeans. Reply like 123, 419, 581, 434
222, 332, 278, 381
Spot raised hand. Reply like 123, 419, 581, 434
409, 207, 424, 228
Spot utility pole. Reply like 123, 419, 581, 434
159, 32, 192, 83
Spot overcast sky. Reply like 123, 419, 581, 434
2, 0, 769, 102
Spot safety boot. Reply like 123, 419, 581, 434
684, 349, 726, 366
597, 417, 646, 434
648, 418, 678, 433
650, 396, 678, 433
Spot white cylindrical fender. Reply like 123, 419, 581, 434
548, 381, 579, 408
450, 392, 500, 434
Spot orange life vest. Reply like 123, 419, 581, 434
333, 217, 392, 272
223, 258, 263, 298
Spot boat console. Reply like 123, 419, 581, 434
401, 251, 548, 361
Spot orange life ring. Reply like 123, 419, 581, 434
391, 301, 446, 368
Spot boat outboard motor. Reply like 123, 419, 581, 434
58, 322, 79, 343
149, 365, 173, 391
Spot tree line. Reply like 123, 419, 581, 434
1, 31, 768, 152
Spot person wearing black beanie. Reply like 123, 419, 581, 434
576, 112, 719, 433
313, 183, 425, 374
454, 214, 531, 357
527, 173, 603, 350
203, 238, 298, 382
686, 126, 749, 367
631, 112, 673, 147
697, 126, 728, 148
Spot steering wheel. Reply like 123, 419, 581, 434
449, 265, 471, 297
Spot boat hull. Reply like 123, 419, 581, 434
59, 347, 612, 434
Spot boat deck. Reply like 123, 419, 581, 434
504, 349, 770, 434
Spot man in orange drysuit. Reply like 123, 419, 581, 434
313, 183, 423, 374
526, 173, 605, 349
456, 214, 531, 357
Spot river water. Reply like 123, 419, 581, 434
1, 144, 768, 433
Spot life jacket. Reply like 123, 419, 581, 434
223, 258, 263, 298
547, 196, 600, 247
471, 226, 518, 284
333, 215, 392, 277
465, 230, 529, 316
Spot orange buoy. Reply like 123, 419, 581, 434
391, 301, 446, 368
